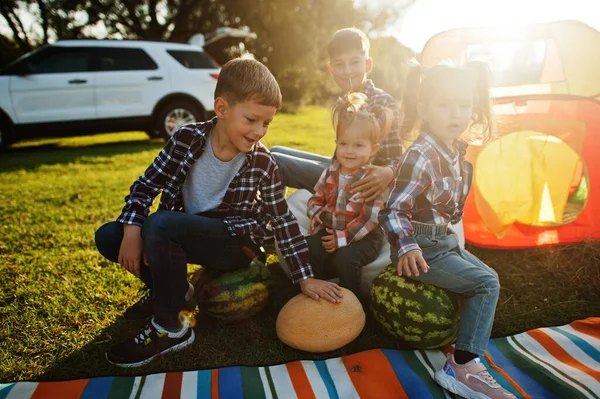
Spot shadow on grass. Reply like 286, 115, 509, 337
36, 265, 405, 382
30, 244, 600, 382
0, 139, 165, 173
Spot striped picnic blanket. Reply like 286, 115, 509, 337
1, 318, 598, 399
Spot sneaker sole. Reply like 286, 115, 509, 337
106, 329, 195, 368
434, 369, 492, 399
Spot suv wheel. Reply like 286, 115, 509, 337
155, 101, 204, 140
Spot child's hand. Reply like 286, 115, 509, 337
309, 212, 323, 234
351, 165, 394, 202
118, 225, 147, 277
397, 249, 430, 277
321, 228, 337, 253
299, 278, 344, 303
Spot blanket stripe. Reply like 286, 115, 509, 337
551, 326, 600, 363
299, 361, 327, 399
486, 340, 554, 399
1, 318, 598, 398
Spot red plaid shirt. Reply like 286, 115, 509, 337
379, 131, 473, 257
117, 118, 314, 283
307, 161, 386, 248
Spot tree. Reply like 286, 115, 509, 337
0, 34, 23, 69
216, 0, 414, 106
0, 0, 33, 53
0, 0, 105, 56
0, 0, 416, 104
369, 36, 414, 100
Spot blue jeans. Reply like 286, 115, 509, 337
307, 228, 384, 301
391, 232, 500, 356
95, 211, 262, 326
270, 146, 331, 191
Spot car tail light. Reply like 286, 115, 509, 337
210, 73, 219, 80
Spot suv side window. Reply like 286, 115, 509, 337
167, 50, 218, 69
26, 47, 93, 74
96, 47, 158, 71
1, 46, 47, 75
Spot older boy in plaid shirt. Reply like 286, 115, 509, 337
95, 58, 342, 368
271, 28, 402, 203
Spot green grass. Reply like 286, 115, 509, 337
1, 106, 599, 382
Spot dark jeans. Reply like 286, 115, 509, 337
307, 227, 384, 299
95, 211, 262, 327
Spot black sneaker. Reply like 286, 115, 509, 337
106, 318, 195, 367
125, 283, 195, 320
124, 288, 152, 320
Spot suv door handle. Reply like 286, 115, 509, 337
68, 79, 87, 84
147, 76, 163, 81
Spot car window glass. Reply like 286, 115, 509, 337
97, 47, 158, 71
167, 50, 218, 69
1, 46, 48, 75
29, 47, 92, 74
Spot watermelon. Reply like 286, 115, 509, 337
370, 264, 460, 349
194, 260, 272, 321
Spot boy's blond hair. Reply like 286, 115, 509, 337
327, 28, 370, 59
215, 58, 282, 109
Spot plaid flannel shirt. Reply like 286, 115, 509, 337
117, 118, 314, 283
307, 161, 386, 248
379, 131, 473, 257
362, 79, 403, 170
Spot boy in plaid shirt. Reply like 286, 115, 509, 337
271, 27, 402, 203
95, 58, 342, 368
306, 93, 392, 298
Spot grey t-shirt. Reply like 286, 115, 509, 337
182, 134, 246, 214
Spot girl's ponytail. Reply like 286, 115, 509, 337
466, 61, 494, 143
331, 92, 368, 136
400, 60, 423, 141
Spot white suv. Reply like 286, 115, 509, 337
0, 39, 222, 149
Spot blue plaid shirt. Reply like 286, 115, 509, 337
379, 131, 473, 257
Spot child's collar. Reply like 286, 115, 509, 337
361, 79, 375, 96
330, 160, 370, 177
420, 131, 468, 161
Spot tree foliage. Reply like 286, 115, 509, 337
0, 0, 415, 104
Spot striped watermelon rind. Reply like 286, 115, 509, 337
195, 263, 272, 321
370, 264, 460, 349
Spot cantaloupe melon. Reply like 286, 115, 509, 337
276, 287, 365, 353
